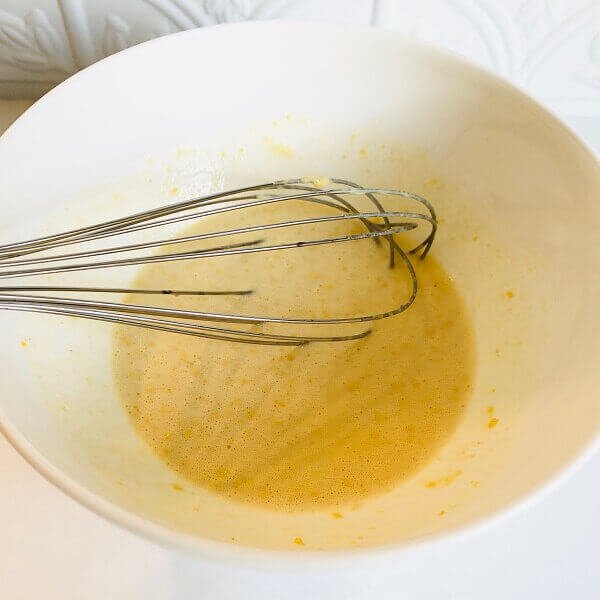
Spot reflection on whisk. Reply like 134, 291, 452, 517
0, 178, 436, 345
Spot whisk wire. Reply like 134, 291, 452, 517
0, 178, 437, 345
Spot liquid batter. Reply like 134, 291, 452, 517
113, 199, 475, 510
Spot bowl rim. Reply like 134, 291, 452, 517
1, 19, 599, 569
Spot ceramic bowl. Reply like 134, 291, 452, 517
0, 21, 599, 565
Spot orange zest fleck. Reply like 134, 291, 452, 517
425, 470, 463, 488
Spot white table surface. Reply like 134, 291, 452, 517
1, 100, 599, 600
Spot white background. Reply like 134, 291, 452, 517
1, 0, 600, 115
0, 101, 599, 599
1, 1, 600, 595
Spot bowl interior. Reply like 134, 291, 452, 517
0, 22, 599, 555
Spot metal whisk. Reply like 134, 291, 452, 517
0, 178, 436, 346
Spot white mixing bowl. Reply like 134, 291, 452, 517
0, 22, 599, 566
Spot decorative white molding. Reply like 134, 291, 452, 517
57, 0, 97, 68
373, 0, 600, 115
579, 31, 600, 88
0, 8, 73, 74
143, 0, 263, 27
0, 0, 598, 115
102, 14, 131, 58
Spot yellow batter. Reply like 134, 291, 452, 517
113, 199, 475, 510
